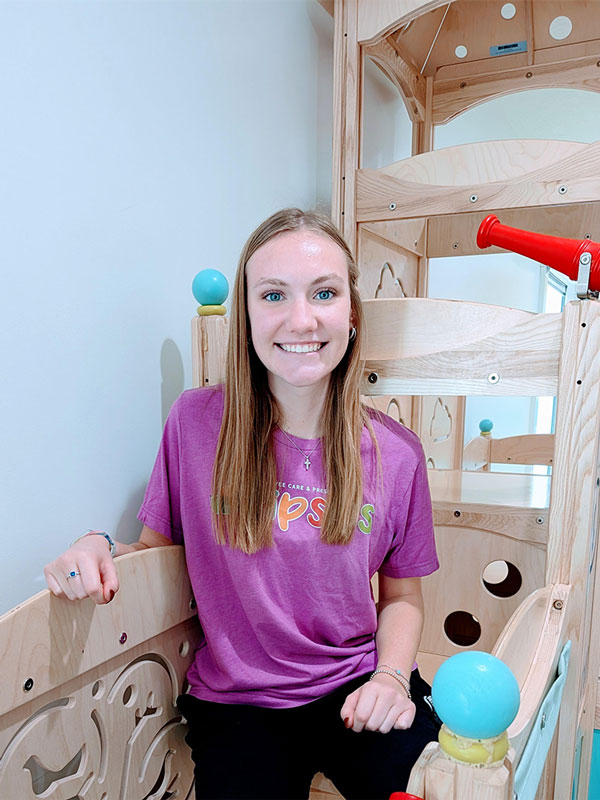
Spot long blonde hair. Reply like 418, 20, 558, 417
212, 208, 369, 553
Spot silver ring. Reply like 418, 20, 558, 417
66, 569, 80, 580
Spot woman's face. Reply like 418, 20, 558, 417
245, 230, 354, 396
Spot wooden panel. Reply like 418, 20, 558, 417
192, 315, 229, 388
361, 219, 426, 255
420, 395, 463, 470
380, 140, 586, 187
544, 300, 600, 799
356, 140, 600, 222
0, 547, 196, 719
490, 433, 554, 466
429, 469, 551, 513
357, 226, 419, 299
356, 0, 451, 45
0, 547, 198, 799
360, 298, 562, 396
433, 55, 600, 125
361, 394, 413, 428
494, 584, 570, 762
364, 37, 425, 121
420, 522, 546, 659
332, 0, 361, 245
427, 204, 600, 258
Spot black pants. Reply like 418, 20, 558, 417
177, 670, 440, 800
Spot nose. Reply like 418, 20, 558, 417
287, 297, 317, 333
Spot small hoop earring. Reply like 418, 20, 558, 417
348, 327, 357, 342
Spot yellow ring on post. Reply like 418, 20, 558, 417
438, 725, 509, 765
197, 305, 226, 316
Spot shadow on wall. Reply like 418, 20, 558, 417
114, 338, 184, 543
161, 338, 185, 427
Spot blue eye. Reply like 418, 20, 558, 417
316, 289, 334, 300
264, 292, 282, 302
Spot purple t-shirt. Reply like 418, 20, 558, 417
138, 387, 438, 708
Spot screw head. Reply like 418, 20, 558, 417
488, 373, 500, 384
526, 71, 533, 78
453, 509, 461, 517
389, 202, 397, 211
452, 242, 459, 249
119, 632, 128, 645
536, 516, 545, 524
23, 678, 34, 692
469, 194, 478, 203
368, 372, 379, 384
558, 185, 567, 195
553, 599, 563, 611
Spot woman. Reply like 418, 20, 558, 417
45, 208, 440, 799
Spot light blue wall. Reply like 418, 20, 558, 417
0, 0, 333, 613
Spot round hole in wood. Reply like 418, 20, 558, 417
122, 684, 137, 706
501, 3, 516, 19
455, 45, 468, 59
482, 560, 522, 598
92, 680, 105, 699
444, 611, 481, 646
549, 15, 572, 40
179, 640, 190, 657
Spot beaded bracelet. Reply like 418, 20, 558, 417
369, 668, 412, 700
378, 664, 410, 684
72, 530, 116, 558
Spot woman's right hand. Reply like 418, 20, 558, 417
44, 534, 118, 605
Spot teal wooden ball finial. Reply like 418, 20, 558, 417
192, 269, 229, 306
192, 269, 229, 316
479, 418, 494, 435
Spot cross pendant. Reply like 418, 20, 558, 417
304, 456, 311, 470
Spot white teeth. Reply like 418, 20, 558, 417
279, 343, 322, 353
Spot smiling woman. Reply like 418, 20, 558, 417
246, 230, 354, 402
44, 208, 440, 800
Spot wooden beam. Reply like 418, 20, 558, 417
363, 37, 425, 122
433, 54, 600, 126
356, 140, 600, 222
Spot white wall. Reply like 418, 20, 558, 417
0, 0, 334, 613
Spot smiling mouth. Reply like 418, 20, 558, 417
277, 343, 325, 353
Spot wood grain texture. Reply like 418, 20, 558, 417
0, 547, 198, 799
426, 204, 600, 258
360, 298, 561, 396
192, 315, 229, 388
357, 0, 452, 44
357, 226, 419, 299
364, 36, 425, 121
420, 522, 546, 658
493, 584, 570, 761
433, 55, 600, 125
356, 140, 600, 222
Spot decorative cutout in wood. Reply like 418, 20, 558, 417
0, 652, 194, 800
375, 262, 407, 298
429, 396, 452, 444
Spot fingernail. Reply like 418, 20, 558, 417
344, 716, 351, 729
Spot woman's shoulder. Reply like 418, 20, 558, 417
363, 405, 424, 459
170, 385, 225, 423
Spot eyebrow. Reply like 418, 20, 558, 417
253, 274, 345, 289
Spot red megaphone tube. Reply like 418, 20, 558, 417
477, 214, 600, 291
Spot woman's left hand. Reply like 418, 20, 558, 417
340, 672, 416, 733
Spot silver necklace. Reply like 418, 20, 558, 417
278, 427, 321, 471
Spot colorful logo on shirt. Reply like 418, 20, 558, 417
274, 484, 374, 534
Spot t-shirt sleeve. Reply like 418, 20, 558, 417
137, 397, 184, 545
379, 445, 438, 578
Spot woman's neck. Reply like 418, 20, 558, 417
271, 381, 328, 439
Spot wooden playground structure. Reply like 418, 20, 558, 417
2, 1, 600, 798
